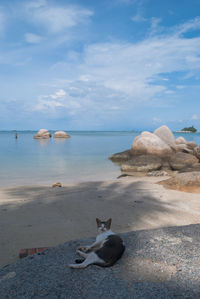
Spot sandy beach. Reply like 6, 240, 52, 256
1, 176, 200, 268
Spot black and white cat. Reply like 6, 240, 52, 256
68, 218, 125, 269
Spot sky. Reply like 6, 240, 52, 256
0, 0, 200, 131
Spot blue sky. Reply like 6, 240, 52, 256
1, 0, 200, 131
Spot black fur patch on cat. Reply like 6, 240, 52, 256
75, 258, 85, 264
95, 235, 125, 267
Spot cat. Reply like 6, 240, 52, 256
68, 218, 125, 269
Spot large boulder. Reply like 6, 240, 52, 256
34, 129, 51, 139
121, 155, 162, 173
175, 144, 193, 154
187, 141, 197, 150
53, 131, 70, 138
158, 172, 200, 193
174, 137, 195, 154
109, 150, 132, 162
193, 146, 200, 160
131, 132, 173, 158
169, 152, 199, 170
154, 125, 176, 149
109, 125, 200, 176
175, 137, 187, 145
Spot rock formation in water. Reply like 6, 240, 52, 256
109, 125, 200, 176
53, 131, 70, 138
33, 129, 51, 139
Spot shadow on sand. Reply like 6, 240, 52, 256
1, 180, 200, 296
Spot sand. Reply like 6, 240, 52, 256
1, 176, 200, 268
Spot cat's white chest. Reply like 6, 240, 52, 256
96, 230, 115, 243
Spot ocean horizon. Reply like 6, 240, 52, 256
0, 130, 200, 187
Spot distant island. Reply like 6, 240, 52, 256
180, 126, 197, 133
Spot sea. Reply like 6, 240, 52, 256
0, 130, 200, 187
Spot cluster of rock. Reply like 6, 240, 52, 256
53, 131, 70, 138
34, 129, 70, 139
52, 182, 62, 187
109, 125, 200, 175
33, 129, 51, 139
158, 172, 200, 193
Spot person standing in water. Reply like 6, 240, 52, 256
15, 132, 18, 139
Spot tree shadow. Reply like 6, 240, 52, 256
0, 179, 199, 268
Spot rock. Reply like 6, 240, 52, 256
117, 174, 131, 179
52, 182, 62, 187
121, 155, 162, 172
109, 150, 132, 162
158, 172, 200, 193
175, 144, 193, 154
187, 141, 197, 149
175, 137, 187, 145
147, 170, 168, 177
154, 125, 176, 149
193, 146, 200, 160
131, 132, 173, 158
133, 131, 155, 144
53, 131, 70, 138
140, 131, 153, 137
179, 164, 200, 172
169, 152, 199, 170
34, 129, 51, 139
109, 125, 200, 176
38, 129, 49, 134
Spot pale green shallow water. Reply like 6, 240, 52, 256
0, 131, 199, 187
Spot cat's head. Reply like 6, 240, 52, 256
96, 218, 112, 234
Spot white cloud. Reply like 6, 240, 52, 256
148, 17, 163, 36
192, 114, 199, 120
176, 85, 185, 89
34, 17, 200, 123
165, 90, 174, 94
79, 75, 91, 82
50, 89, 66, 99
131, 0, 147, 23
24, 1, 93, 34
174, 17, 200, 36
110, 106, 121, 110
75, 25, 200, 100
131, 14, 147, 22
36, 99, 65, 110
153, 117, 161, 123
26, 0, 46, 9
25, 33, 43, 43
34, 89, 81, 115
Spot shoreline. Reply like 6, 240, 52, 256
1, 176, 200, 268
0, 171, 121, 188
174, 131, 197, 133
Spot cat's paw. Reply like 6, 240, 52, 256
68, 263, 86, 269
68, 263, 80, 269
77, 246, 90, 253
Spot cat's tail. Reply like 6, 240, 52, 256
75, 258, 111, 267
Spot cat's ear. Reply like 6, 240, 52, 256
106, 218, 112, 229
96, 218, 101, 226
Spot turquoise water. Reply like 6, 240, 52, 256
0, 131, 200, 187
